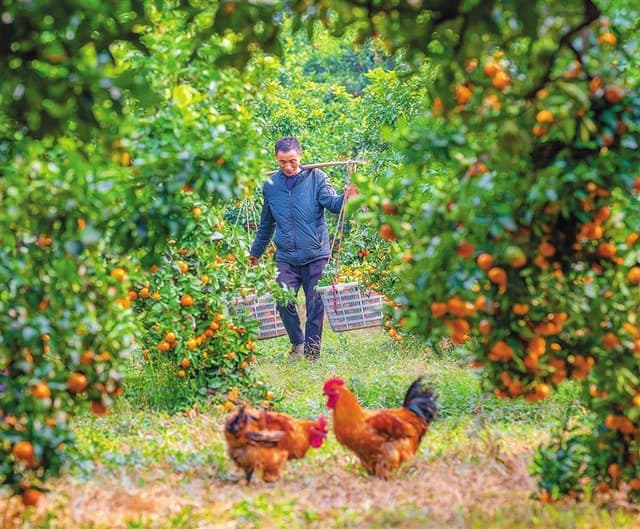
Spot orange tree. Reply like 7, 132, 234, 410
315, 0, 639, 500
129, 199, 289, 409
0, 0, 280, 503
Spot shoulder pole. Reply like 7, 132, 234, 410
266, 159, 367, 176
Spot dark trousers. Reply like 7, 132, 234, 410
276, 259, 328, 355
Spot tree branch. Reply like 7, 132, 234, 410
524, 0, 600, 99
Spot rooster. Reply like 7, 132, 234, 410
323, 376, 436, 479
224, 406, 328, 483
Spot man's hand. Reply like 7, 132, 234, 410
344, 183, 359, 199
248, 255, 259, 266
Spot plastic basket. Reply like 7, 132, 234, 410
232, 293, 288, 340
316, 282, 384, 332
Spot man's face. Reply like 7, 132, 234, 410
276, 149, 302, 177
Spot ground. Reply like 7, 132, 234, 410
2, 413, 538, 529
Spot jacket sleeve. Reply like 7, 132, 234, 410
316, 170, 345, 214
250, 189, 276, 258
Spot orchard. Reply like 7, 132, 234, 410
1, 0, 639, 518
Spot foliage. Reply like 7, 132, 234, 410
3, 333, 630, 529
0, 0, 274, 502
129, 201, 291, 410
2, 0, 640, 508
354, 0, 640, 501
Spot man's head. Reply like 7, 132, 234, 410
275, 137, 302, 177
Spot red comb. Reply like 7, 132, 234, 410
322, 377, 344, 394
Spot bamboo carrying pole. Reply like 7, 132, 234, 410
266, 159, 366, 176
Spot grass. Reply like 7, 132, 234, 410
2, 326, 638, 529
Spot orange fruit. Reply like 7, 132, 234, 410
109, 267, 127, 281
478, 319, 492, 335
597, 241, 616, 258
628, 266, 640, 284
178, 261, 189, 273
535, 383, 552, 399
67, 372, 88, 393
491, 70, 510, 90
483, 60, 500, 77
378, 223, 397, 241
430, 302, 448, 318
488, 340, 514, 361
177, 369, 186, 378
532, 124, 548, 137
527, 337, 546, 356
468, 162, 488, 177
80, 350, 95, 365
474, 295, 488, 312
91, 400, 108, 416
487, 267, 507, 286
598, 32, 617, 46
536, 109, 554, 123
539, 241, 556, 257
432, 96, 444, 116
381, 198, 397, 215
180, 294, 194, 306
446, 297, 467, 317
165, 331, 177, 343
603, 332, 621, 349
594, 206, 610, 223
456, 241, 475, 258
609, 462, 621, 480
512, 303, 530, 316
193, 207, 202, 217
455, 85, 472, 104
13, 441, 35, 462
21, 488, 42, 507
180, 357, 191, 368
604, 86, 624, 103
509, 254, 527, 268
476, 253, 494, 271
158, 340, 171, 352
31, 381, 51, 399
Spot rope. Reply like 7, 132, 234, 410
326, 162, 357, 311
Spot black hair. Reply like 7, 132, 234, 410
275, 137, 302, 155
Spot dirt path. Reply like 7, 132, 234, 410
2, 441, 538, 529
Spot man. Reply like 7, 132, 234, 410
249, 137, 357, 360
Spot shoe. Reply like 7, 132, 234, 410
289, 344, 305, 359
304, 344, 320, 360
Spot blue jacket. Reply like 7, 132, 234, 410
250, 168, 345, 266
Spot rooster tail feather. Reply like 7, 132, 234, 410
403, 377, 437, 424
226, 405, 248, 435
